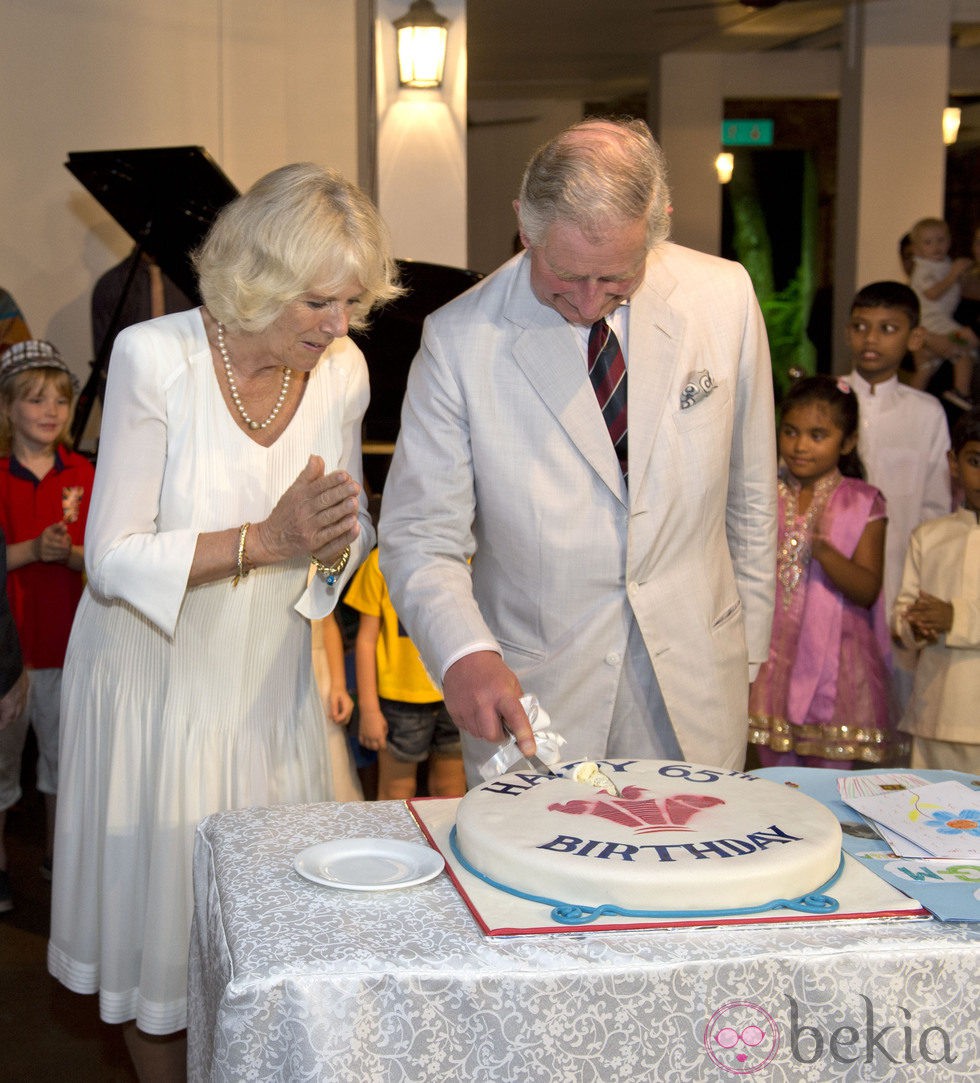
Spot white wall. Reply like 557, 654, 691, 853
847, 0, 952, 285
0, 0, 365, 379
655, 54, 724, 256
832, 0, 957, 370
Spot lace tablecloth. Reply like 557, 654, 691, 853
189, 800, 980, 1082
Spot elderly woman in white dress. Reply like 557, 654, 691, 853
48, 163, 401, 1080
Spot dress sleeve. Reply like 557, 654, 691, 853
868, 488, 888, 523
82, 323, 198, 636
294, 345, 376, 620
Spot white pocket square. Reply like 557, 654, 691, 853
680, 370, 716, 409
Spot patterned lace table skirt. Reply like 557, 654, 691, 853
189, 800, 980, 1081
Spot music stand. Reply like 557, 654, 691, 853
65, 146, 239, 444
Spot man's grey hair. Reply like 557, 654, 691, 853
517, 118, 671, 251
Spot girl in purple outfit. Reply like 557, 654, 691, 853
749, 376, 897, 768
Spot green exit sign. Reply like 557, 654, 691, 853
721, 119, 774, 146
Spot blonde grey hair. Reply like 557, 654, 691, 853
517, 118, 671, 251
193, 163, 402, 333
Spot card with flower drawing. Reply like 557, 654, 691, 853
842, 781, 980, 860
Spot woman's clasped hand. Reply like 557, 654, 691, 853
254, 455, 363, 567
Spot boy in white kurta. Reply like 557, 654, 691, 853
844, 281, 952, 714
892, 408, 980, 773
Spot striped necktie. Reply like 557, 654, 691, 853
588, 317, 628, 479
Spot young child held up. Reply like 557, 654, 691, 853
892, 407, 980, 774
907, 217, 978, 409
0, 340, 93, 910
345, 547, 466, 801
749, 375, 897, 769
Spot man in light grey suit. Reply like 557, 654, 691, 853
380, 119, 776, 781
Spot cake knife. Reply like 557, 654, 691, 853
523, 752, 560, 778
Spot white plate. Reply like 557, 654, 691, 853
293, 837, 445, 891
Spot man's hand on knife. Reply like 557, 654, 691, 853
442, 650, 537, 755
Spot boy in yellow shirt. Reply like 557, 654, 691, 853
346, 548, 466, 799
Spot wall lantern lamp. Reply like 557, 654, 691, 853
942, 106, 961, 146
715, 152, 734, 185
394, 0, 449, 88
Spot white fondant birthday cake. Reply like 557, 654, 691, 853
451, 759, 844, 922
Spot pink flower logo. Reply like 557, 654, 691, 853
704, 1001, 779, 1074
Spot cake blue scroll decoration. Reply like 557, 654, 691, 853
448, 826, 843, 926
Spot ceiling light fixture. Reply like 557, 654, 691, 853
394, 0, 449, 89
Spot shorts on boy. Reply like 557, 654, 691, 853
378, 698, 461, 764
0, 667, 61, 808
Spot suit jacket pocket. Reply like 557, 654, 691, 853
497, 636, 547, 662
671, 383, 731, 433
712, 598, 742, 629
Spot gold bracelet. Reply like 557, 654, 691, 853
311, 544, 351, 586
232, 522, 251, 587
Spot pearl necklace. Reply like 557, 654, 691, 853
216, 322, 291, 431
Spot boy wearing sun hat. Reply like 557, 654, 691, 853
0, 340, 92, 910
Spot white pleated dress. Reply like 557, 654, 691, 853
47, 308, 373, 1034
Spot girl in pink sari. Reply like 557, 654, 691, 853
749, 376, 897, 768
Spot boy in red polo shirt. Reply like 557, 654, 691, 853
0, 340, 93, 910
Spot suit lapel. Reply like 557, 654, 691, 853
625, 254, 684, 496
504, 250, 685, 503
506, 267, 626, 500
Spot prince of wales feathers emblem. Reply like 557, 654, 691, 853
548, 788, 725, 834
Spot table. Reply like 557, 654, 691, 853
190, 800, 980, 1082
